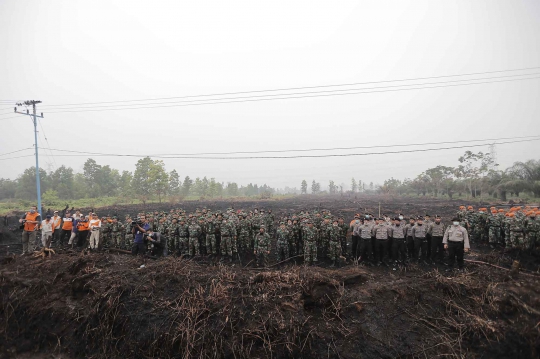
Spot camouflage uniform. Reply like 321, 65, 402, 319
487, 214, 503, 246
337, 221, 348, 257
507, 216, 524, 248
237, 217, 252, 253
254, 231, 271, 267
220, 220, 236, 258
167, 221, 179, 255
177, 222, 190, 256
319, 220, 331, 259
124, 219, 134, 249
157, 221, 169, 254
527, 216, 540, 250
110, 221, 125, 248
290, 222, 301, 255
474, 212, 488, 243
327, 224, 342, 261
275, 226, 290, 262
188, 221, 202, 256
303, 225, 318, 264
100, 221, 111, 248
205, 219, 217, 254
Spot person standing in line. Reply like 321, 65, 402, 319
443, 218, 470, 271
19, 205, 41, 255
88, 213, 101, 250
40, 214, 54, 249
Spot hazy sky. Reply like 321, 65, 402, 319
1, 0, 539, 190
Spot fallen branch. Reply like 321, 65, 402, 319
464, 259, 540, 278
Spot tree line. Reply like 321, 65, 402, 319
0, 157, 276, 204
300, 152, 540, 200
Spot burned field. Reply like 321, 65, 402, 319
0, 195, 539, 358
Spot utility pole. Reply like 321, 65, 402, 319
14, 101, 44, 214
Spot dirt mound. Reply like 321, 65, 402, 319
0, 251, 538, 359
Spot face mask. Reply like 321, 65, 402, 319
399, 216, 403, 220
355, 220, 360, 224
30, 210, 35, 214
333, 224, 337, 227
417, 223, 423, 226
453, 221, 459, 226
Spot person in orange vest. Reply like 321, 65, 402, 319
18, 205, 41, 255
89, 213, 102, 250
76, 215, 90, 248
61, 212, 74, 247
52, 210, 62, 246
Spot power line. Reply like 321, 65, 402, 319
40, 65, 540, 108
43, 72, 540, 111
46, 135, 540, 157
0, 154, 34, 161
46, 75, 540, 113
37, 137, 540, 160
37, 118, 58, 169
0, 148, 33, 156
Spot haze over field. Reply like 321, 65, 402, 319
1, 0, 539, 189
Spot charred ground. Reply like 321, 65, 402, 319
0, 195, 539, 359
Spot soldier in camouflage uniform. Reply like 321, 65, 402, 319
198, 217, 207, 255
237, 213, 252, 256
167, 217, 179, 255
337, 217, 348, 258
100, 217, 111, 249
319, 216, 331, 260
525, 212, 539, 251
275, 222, 290, 262
205, 216, 218, 255
487, 209, 503, 248
303, 220, 318, 265
110, 217, 125, 248
506, 213, 524, 248
328, 220, 342, 267
157, 218, 169, 255
254, 225, 271, 267
124, 216, 134, 250
177, 218, 190, 256
220, 217, 237, 262
474, 209, 488, 243
188, 218, 202, 256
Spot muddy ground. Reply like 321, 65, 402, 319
0, 195, 539, 359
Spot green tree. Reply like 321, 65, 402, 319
98, 165, 120, 197
301, 180, 307, 194
50, 165, 74, 199
119, 171, 133, 198
226, 182, 239, 196
148, 160, 169, 202
351, 177, 357, 193
82, 158, 102, 198
509, 159, 540, 197
0, 178, 17, 200
182, 176, 193, 196
132, 157, 154, 203
168, 170, 181, 195
329, 180, 337, 194
15, 167, 49, 201
42, 189, 60, 206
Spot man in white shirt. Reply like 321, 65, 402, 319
52, 210, 62, 246
89, 213, 101, 250
41, 215, 54, 249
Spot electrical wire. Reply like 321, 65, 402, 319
43, 72, 540, 111
37, 118, 58, 169
0, 148, 33, 156
40, 65, 540, 108
0, 115, 23, 121
0, 154, 34, 161
46, 135, 540, 157
36, 137, 540, 160
46, 75, 540, 113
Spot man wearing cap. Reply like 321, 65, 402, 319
275, 222, 290, 262
443, 218, 470, 270
220, 217, 237, 262
303, 220, 318, 265
404, 217, 416, 262
391, 217, 407, 264
487, 209, 503, 248
51, 211, 62, 247
60, 212, 74, 248
254, 225, 271, 267
237, 213, 252, 257
187, 218, 202, 256
40, 215, 54, 249
350, 215, 362, 260
109, 217, 124, 248
372, 218, 392, 265
19, 206, 41, 255
428, 215, 446, 264
412, 217, 429, 263
337, 217, 348, 259
89, 213, 101, 250
328, 219, 342, 267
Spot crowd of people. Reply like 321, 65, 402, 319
17, 204, 539, 270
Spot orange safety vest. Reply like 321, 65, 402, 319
62, 218, 73, 231
52, 215, 62, 229
77, 221, 89, 231
23, 212, 41, 231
